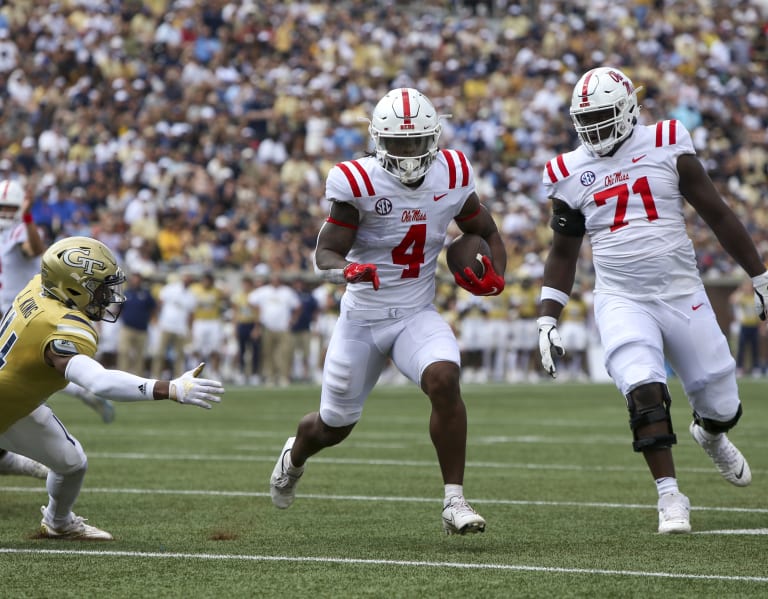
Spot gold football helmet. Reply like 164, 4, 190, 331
40, 236, 126, 322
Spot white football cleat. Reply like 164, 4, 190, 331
442, 495, 486, 535
270, 437, 304, 509
657, 492, 691, 534
689, 421, 751, 486
39, 507, 114, 540
0, 451, 49, 479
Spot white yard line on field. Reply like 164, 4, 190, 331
0, 547, 767, 583
1, 485, 767, 514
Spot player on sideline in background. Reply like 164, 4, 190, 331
0, 236, 223, 540
270, 88, 506, 535
536, 67, 766, 534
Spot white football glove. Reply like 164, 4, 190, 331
752, 271, 768, 321
169, 363, 224, 409
537, 316, 565, 378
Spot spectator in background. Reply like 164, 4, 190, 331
231, 275, 261, 385
117, 271, 157, 377
557, 288, 591, 381
151, 272, 197, 379
248, 270, 300, 388
290, 277, 319, 383
189, 271, 227, 380
730, 279, 763, 377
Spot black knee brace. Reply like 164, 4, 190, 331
626, 383, 677, 452
693, 404, 742, 434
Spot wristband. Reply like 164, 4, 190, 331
22, 212, 33, 224
751, 271, 768, 287
540, 286, 569, 306
537, 316, 558, 328
314, 266, 346, 284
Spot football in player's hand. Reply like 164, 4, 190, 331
446, 234, 491, 281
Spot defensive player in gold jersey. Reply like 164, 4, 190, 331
0, 236, 224, 540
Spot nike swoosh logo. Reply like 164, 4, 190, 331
735, 461, 745, 479
433, 193, 447, 202
631, 155, 647, 163
692, 303, 704, 311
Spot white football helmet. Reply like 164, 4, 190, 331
369, 88, 442, 184
0, 179, 24, 230
41, 236, 126, 322
569, 67, 641, 156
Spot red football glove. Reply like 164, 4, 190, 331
343, 262, 380, 290
454, 255, 504, 296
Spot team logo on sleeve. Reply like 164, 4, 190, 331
580, 171, 596, 186
375, 198, 393, 215
51, 339, 79, 355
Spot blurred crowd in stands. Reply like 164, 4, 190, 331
0, 0, 766, 383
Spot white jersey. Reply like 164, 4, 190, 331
327, 151, 475, 311
543, 120, 702, 300
0, 223, 39, 313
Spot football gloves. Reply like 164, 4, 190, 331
537, 316, 565, 378
752, 271, 768, 321
343, 262, 380, 290
454, 255, 505, 296
169, 363, 224, 409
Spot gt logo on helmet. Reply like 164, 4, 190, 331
61, 248, 105, 275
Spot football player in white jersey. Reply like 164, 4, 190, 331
536, 67, 768, 534
270, 88, 507, 535
0, 236, 223, 539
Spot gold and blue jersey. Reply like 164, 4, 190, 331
0, 274, 99, 432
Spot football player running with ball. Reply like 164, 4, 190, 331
0, 236, 224, 540
270, 88, 506, 535
537, 67, 767, 534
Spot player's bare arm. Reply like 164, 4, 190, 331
314, 200, 359, 270
20, 187, 45, 258
539, 199, 584, 320
454, 192, 507, 277
314, 200, 379, 290
678, 154, 765, 277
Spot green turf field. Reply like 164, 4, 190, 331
1, 379, 766, 598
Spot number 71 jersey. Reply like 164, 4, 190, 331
543, 119, 703, 299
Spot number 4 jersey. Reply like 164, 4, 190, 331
543, 119, 703, 300
326, 151, 475, 311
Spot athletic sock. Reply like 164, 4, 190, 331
444, 484, 463, 502
655, 476, 679, 497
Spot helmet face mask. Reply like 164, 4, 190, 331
40, 237, 126, 322
369, 88, 442, 184
570, 67, 641, 156
0, 179, 24, 230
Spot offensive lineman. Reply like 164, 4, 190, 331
0, 236, 223, 539
536, 67, 766, 533
270, 88, 506, 535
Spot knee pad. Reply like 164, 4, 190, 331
694, 403, 742, 434
627, 383, 677, 452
